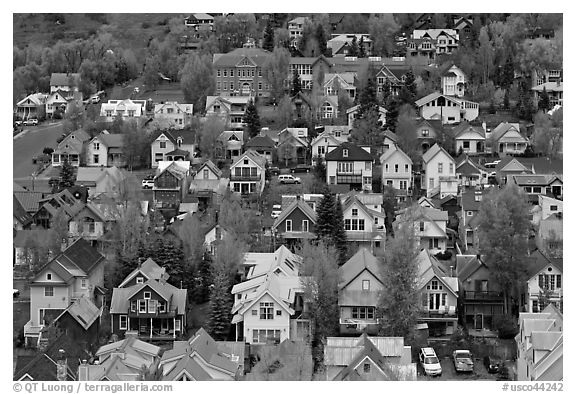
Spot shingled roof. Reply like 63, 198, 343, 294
325, 142, 372, 161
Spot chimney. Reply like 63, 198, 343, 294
476, 254, 481, 262
78, 360, 88, 381
56, 349, 68, 381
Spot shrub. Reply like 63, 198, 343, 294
494, 315, 519, 339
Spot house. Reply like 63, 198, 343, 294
229, 150, 266, 195
347, 104, 387, 127
109, 276, 187, 341
45, 89, 83, 118
415, 119, 443, 153
494, 156, 533, 185
380, 144, 413, 202
311, 126, 349, 162
509, 174, 563, 203
213, 47, 271, 98
272, 197, 317, 245
15, 93, 48, 120
531, 69, 562, 88
205, 96, 250, 130
441, 65, 467, 97
489, 122, 529, 156
452, 122, 486, 154
459, 189, 490, 252
14, 195, 33, 230
231, 247, 310, 344
421, 143, 458, 198
67, 202, 118, 243
516, 304, 563, 381
456, 255, 504, 331
154, 102, 194, 129
323, 72, 357, 99
338, 248, 383, 335
524, 250, 563, 313
118, 258, 170, 288
325, 143, 373, 192
532, 81, 563, 108
76, 166, 125, 198
288, 16, 310, 46
159, 328, 243, 381
327, 34, 373, 57
150, 129, 197, 168
416, 249, 459, 336
415, 92, 479, 124
85, 132, 125, 167
533, 195, 563, 225
456, 156, 489, 188
100, 99, 147, 120
317, 95, 339, 119
13, 228, 56, 266
14, 189, 45, 215
188, 160, 229, 208
289, 91, 314, 120
32, 189, 85, 229
324, 334, 416, 381
78, 335, 162, 381
14, 333, 91, 381
340, 194, 386, 254
453, 17, 474, 39
277, 128, 308, 166
280, 193, 324, 212
407, 29, 459, 61
24, 238, 106, 346
51, 129, 91, 167
51, 296, 102, 348
184, 13, 214, 34
397, 205, 449, 252
216, 130, 244, 160
290, 56, 332, 91
153, 161, 190, 207
50, 72, 80, 93
203, 223, 232, 255
245, 134, 276, 163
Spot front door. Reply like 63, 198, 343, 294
475, 313, 483, 329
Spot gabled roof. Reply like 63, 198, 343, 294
118, 258, 169, 288
379, 145, 412, 164
422, 143, 454, 164
525, 250, 563, 280
416, 249, 458, 296
325, 142, 372, 161
490, 122, 524, 143
94, 133, 124, 148
16, 93, 48, 106
213, 47, 271, 67
452, 122, 486, 139
54, 129, 91, 154
152, 129, 197, 146
76, 166, 124, 185
245, 135, 276, 149
50, 73, 80, 87
415, 92, 462, 108
196, 160, 222, 178
495, 156, 531, 173
54, 296, 101, 330
455, 255, 487, 282
339, 248, 382, 290
272, 198, 317, 230
110, 279, 187, 315
14, 195, 33, 226
230, 150, 266, 170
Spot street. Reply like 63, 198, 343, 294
13, 121, 64, 178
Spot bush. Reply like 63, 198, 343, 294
43, 147, 54, 155
494, 315, 519, 339
435, 250, 452, 260
141, 22, 151, 29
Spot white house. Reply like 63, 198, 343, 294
340, 194, 386, 255
217, 130, 244, 160
229, 150, 266, 195
323, 73, 357, 100
100, 99, 147, 120
452, 122, 486, 154
205, 96, 250, 130
398, 206, 449, 252
347, 104, 387, 127
325, 143, 373, 191
533, 195, 563, 225
50, 73, 80, 93
421, 143, 458, 198
525, 251, 563, 314
441, 65, 467, 97
154, 102, 193, 129
380, 144, 413, 201
311, 127, 350, 163
45, 90, 82, 118
415, 92, 478, 124
489, 122, 529, 156
86, 132, 125, 167
150, 129, 197, 168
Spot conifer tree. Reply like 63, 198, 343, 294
358, 36, 366, 58
243, 99, 261, 138
357, 65, 378, 118
58, 157, 75, 190
349, 36, 359, 57
333, 198, 348, 264
315, 193, 347, 265
207, 267, 232, 340
538, 87, 550, 112
315, 24, 328, 56
262, 21, 275, 51
291, 69, 302, 96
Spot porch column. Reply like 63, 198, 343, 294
127, 317, 130, 332
150, 318, 152, 339
236, 323, 239, 342
173, 318, 176, 338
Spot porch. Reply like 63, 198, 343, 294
126, 316, 182, 340
52, 153, 80, 167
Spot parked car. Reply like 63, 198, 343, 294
23, 118, 38, 126
291, 164, 311, 173
484, 160, 501, 169
90, 95, 101, 104
271, 204, 282, 219
13, 289, 20, 299
483, 355, 501, 374
14, 120, 23, 126
269, 166, 281, 176
453, 350, 474, 373
419, 347, 442, 376
141, 177, 155, 189
278, 174, 301, 184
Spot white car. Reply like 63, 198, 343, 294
271, 204, 282, 219
141, 178, 154, 189
420, 347, 442, 376
278, 174, 301, 184
23, 118, 38, 126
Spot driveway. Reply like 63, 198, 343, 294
13, 121, 64, 178
418, 356, 502, 381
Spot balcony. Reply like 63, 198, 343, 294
419, 306, 457, 320
336, 171, 363, 184
463, 291, 504, 302
128, 309, 176, 318
230, 173, 261, 181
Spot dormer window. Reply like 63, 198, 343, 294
46, 273, 52, 281
136, 277, 144, 284
144, 291, 151, 299
343, 149, 349, 158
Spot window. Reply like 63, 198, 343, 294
363, 363, 371, 373
93, 154, 99, 164
550, 205, 558, 211
203, 169, 209, 179
385, 164, 389, 172
216, 82, 221, 90
276, 310, 282, 316
160, 141, 166, 149
365, 161, 371, 171
302, 220, 309, 232
230, 69, 234, 77
144, 291, 151, 299
286, 220, 292, 232
45, 286, 54, 297
131, 300, 137, 312
362, 280, 370, 290
400, 180, 407, 190
343, 149, 348, 158
344, 219, 351, 230
138, 299, 146, 312
93, 142, 100, 150
533, 187, 542, 194
217, 69, 221, 77
467, 211, 473, 217
119, 315, 127, 330
253, 329, 280, 344
421, 129, 429, 136
449, 163, 454, 173
46, 273, 52, 281
230, 82, 234, 90
352, 208, 358, 216
438, 163, 443, 173
260, 302, 274, 319
175, 319, 181, 331
395, 164, 399, 173
252, 309, 258, 316
405, 164, 409, 172
429, 178, 434, 189
81, 279, 87, 289
431, 280, 439, 290
352, 307, 375, 320
419, 221, 425, 231
148, 299, 157, 313
223, 69, 227, 77
557, 275, 562, 289
177, 138, 182, 148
